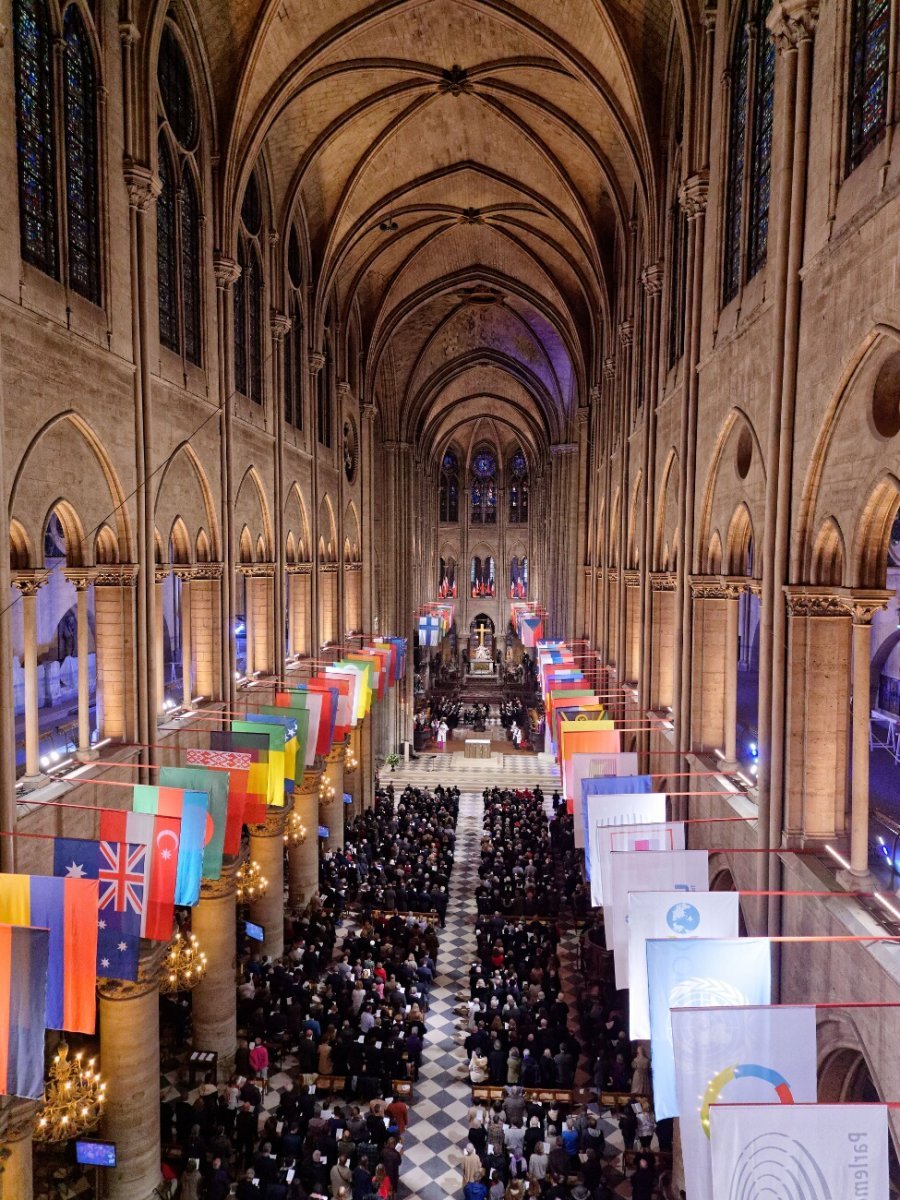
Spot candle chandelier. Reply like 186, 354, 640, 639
236, 859, 268, 903
283, 810, 308, 847
319, 777, 336, 804
159, 929, 208, 994
33, 1044, 105, 1143
345, 744, 358, 771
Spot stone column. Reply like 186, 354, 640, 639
689, 578, 730, 755
176, 569, 192, 706
607, 571, 619, 671
214, 256, 241, 709
319, 564, 338, 645
190, 564, 223, 700
722, 583, 742, 769
191, 860, 238, 1072
649, 574, 677, 711
12, 572, 45, 782
248, 806, 288, 958
320, 741, 346, 851
783, 589, 851, 841
0, 1099, 38, 1200
623, 570, 641, 684
844, 592, 891, 877
344, 564, 362, 634
98, 946, 166, 1200
289, 767, 322, 908
64, 570, 98, 760
93, 566, 139, 741
155, 567, 168, 716
287, 566, 312, 658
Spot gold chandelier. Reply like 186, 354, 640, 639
284, 810, 308, 847
159, 929, 208, 994
33, 1044, 106, 1143
319, 777, 336, 804
236, 859, 269, 903
345, 744, 358, 771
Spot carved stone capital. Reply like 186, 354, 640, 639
550, 442, 578, 456
690, 574, 744, 601
382, 440, 412, 453
309, 352, 326, 376
318, 561, 339, 574
297, 769, 323, 796
337, 381, 352, 400
326, 739, 349, 765
11, 569, 47, 597
286, 561, 313, 575
602, 356, 616, 380
640, 261, 664, 296
0, 1098, 40, 1143
62, 567, 96, 591
589, 384, 601, 405
650, 571, 677, 592
249, 805, 289, 838
783, 586, 848, 618
238, 562, 276, 579
767, 0, 819, 51
679, 172, 710, 219
360, 402, 378, 422
94, 563, 139, 588
271, 311, 292, 340
576, 406, 589, 428
842, 589, 892, 625
623, 570, 642, 588
214, 256, 241, 289
200, 859, 239, 900
618, 319, 634, 347
607, 569, 619, 584
123, 161, 162, 211
188, 561, 224, 581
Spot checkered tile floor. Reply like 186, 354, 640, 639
396, 790, 481, 1200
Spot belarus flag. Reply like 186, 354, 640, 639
99, 809, 178, 941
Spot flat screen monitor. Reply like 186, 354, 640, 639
317, 825, 329, 838
343, 792, 352, 805
76, 1140, 117, 1168
244, 921, 264, 942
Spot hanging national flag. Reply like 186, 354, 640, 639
209, 731, 269, 827
132, 785, 206, 907
0, 924, 49, 1099
0, 874, 98, 1034
99, 809, 178, 941
53, 838, 145, 981
158, 767, 226, 879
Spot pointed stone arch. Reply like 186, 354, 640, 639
95, 525, 119, 566
852, 474, 900, 589
154, 442, 221, 562
811, 517, 846, 587
9, 519, 32, 570
285, 483, 312, 562
318, 493, 338, 562
168, 517, 192, 565
234, 466, 273, 562
725, 502, 755, 577
654, 447, 680, 571
706, 529, 723, 575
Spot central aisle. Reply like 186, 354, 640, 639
396, 791, 483, 1200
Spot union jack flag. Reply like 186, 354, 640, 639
98, 841, 146, 915
53, 838, 145, 982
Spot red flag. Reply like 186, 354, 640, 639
99, 810, 178, 941
186, 747, 253, 855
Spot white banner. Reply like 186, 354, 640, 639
594, 821, 685, 910
710, 1103, 889, 1200
647, 937, 771, 1119
585, 794, 667, 905
572, 752, 640, 848
673, 1005, 817, 1200
628, 891, 739, 1037
608, 849, 709, 987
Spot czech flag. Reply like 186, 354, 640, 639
0, 875, 98, 1033
0, 924, 49, 1099
99, 809, 178, 941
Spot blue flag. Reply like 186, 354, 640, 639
53, 837, 146, 982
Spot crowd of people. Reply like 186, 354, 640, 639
161, 783, 457, 1199
457, 787, 670, 1200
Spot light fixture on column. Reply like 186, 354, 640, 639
283, 811, 307, 847
33, 1044, 106, 1143
236, 859, 269, 903
159, 929, 208, 994
345, 744, 358, 771
319, 778, 336, 805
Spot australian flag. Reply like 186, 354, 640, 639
53, 838, 146, 982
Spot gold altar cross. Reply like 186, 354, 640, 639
474, 620, 490, 648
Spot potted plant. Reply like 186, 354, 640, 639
385, 752, 401, 772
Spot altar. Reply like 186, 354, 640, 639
468, 616, 496, 676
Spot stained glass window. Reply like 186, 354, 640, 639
180, 166, 201, 365
158, 26, 197, 150
747, 1, 775, 278
14, 0, 58, 277
847, 0, 890, 172
508, 450, 529, 523
63, 6, 99, 303
471, 449, 497, 524
723, 3, 750, 304
440, 451, 459, 523
157, 139, 179, 353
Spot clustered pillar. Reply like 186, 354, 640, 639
248, 805, 289, 958
191, 860, 239, 1073
289, 766, 322, 908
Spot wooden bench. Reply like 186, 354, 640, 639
472, 1085, 595, 1106
314, 1074, 347, 1094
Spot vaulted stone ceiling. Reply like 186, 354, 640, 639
199, 0, 693, 460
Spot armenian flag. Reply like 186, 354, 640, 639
0, 874, 98, 1033
0, 924, 49, 1099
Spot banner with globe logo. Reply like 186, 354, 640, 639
672, 1004, 817, 1200
627, 890, 740, 1037
608, 849, 710, 987
647, 937, 771, 1119
710, 1103, 888, 1200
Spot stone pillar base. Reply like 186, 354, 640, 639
75, 748, 99, 763
837, 867, 877, 892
